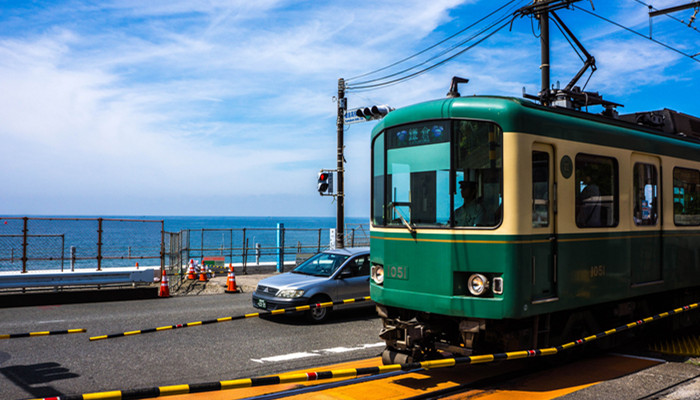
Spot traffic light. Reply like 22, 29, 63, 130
317, 171, 333, 195
355, 104, 394, 121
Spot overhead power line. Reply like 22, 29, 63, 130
576, 5, 700, 63
345, 0, 528, 92
346, 0, 523, 83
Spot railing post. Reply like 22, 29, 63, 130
317, 228, 322, 252
276, 223, 285, 273
255, 243, 261, 265
160, 220, 165, 274
241, 228, 247, 266
97, 218, 103, 271
61, 234, 65, 272
70, 246, 76, 272
21, 217, 28, 273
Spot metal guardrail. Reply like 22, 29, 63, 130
0, 267, 159, 289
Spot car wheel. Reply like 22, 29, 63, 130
306, 295, 332, 323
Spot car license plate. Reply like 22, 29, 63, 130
256, 299, 266, 309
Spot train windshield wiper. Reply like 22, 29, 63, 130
388, 202, 416, 234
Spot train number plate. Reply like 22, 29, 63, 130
256, 299, 267, 309
387, 265, 408, 280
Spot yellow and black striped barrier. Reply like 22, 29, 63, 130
89, 296, 372, 341
36, 301, 700, 400
1, 328, 86, 340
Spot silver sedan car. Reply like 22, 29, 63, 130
252, 247, 371, 322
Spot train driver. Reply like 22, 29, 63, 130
453, 181, 484, 226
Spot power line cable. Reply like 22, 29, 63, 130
347, 2, 523, 92
347, 16, 513, 92
348, 12, 513, 89
575, 5, 700, 63
346, 0, 526, 83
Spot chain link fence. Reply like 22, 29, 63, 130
0, 217, 369, 291
0, 217, 164, 273
169, 223, 369, 286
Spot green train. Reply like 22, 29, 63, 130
368, 94, 700, 363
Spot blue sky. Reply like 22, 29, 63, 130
1, 0, 698, 217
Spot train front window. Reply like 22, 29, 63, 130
453, 121, 503, 227
385, 122, 451, 227
371, 120, 503, 228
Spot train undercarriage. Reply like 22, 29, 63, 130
377, 288, 700, 365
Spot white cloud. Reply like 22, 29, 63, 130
1, 0, 698, 216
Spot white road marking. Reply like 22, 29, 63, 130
37, 320, 66, 324
251, 343, 385, 363
251, 352, 321, 364
318, 343, 385, 354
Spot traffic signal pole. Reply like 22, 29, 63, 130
336, 78, 346, 249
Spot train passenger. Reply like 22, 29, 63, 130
577, 175, 601, 227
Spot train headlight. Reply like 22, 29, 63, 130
371, 264, 384, 285
468, 273, 489, 296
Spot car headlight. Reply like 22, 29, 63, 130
276, 289, 305, 298
468, 273, 489, 296
371, 264, 384, 285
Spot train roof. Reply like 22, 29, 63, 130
371, 96, 700, 161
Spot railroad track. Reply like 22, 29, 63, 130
148, 351, 670, 400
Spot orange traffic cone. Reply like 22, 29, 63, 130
135, 262, 139, 269
225, 264, 238, 293
186, 260, 196, 280
159, 270, 170, 298
199, 262, 209, 282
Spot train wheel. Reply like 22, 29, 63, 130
381, 347, 413, 365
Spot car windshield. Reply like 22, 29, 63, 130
293, 252, 349, 277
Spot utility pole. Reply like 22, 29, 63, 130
336, 78, 346, 249
538, 0, 551, 106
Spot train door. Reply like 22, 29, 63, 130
630, 155, 662, 284
531, 144, 558, 302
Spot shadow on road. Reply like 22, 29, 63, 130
1, 361, 79, 399
259, 306, 379, 326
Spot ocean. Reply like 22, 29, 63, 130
0, 215, 369, 272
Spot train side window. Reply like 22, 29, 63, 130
633, 163, 658, 226
575, 154, 619, 228
673, 167, 700, 226
532, 151, 549, 227
372, 134, 385, 226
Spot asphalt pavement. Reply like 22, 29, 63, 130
3, 273, 700, 400
0, 276, 381, 400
